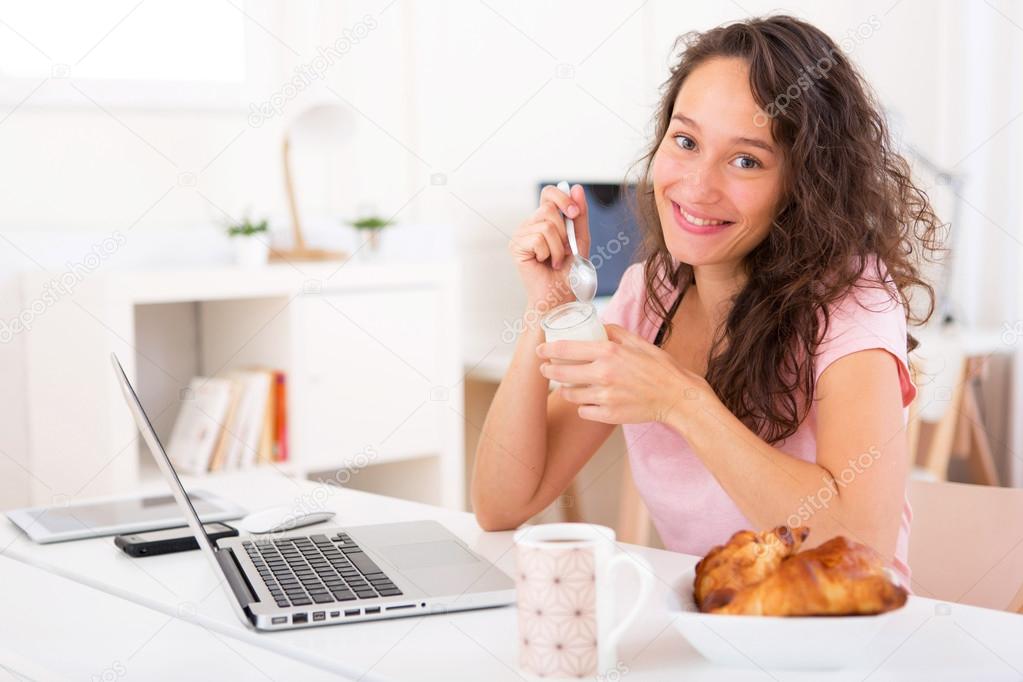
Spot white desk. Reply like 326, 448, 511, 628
0, 554, 342, 681
3, 470, 1023, 681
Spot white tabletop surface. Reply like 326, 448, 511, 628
0, 552, 348, 682
3, 469, 1023, 681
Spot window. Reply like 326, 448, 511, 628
0, 0, 252, 109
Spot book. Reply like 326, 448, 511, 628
166, 377, 233, 476
219, 371, 248, 469
177, 368, 289, 473
274, 370, 288, 462
208, 380, 242, 472
257, 369, 277, 465
235, 370, 272, 469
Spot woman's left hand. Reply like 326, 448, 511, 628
536, 324, 714, 426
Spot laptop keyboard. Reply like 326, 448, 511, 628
242, 532, 403, 608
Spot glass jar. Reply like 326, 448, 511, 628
541, 301, 608, 347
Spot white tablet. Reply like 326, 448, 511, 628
5, 490, 247, 544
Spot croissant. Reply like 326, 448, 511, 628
693, 525, 809, 612
706, 535, 908, 616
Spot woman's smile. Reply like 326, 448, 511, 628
671, 200, 736, 235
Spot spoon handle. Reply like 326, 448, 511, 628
557, 181, 579, 257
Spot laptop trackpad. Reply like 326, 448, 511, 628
378, 540, 479, 569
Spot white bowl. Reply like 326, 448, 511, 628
666, 568, 897, 670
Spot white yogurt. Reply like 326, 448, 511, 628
541, 302, 607, 345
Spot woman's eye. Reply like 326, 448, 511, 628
731, 155, 761, 169
673, 134, 696, 151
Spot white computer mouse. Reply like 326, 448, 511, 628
239, 506, 336, 535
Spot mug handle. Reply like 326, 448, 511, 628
601, 550, 655, 671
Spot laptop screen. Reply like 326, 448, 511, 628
109, 354, 225, 554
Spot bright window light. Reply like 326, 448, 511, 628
0, 0, 245, 82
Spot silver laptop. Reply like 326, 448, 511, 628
111, 353, 515, 630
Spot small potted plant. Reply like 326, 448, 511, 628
347, 215, 394, 257
227, 216, 270, 267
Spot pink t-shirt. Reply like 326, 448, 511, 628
601, 263, 915, 584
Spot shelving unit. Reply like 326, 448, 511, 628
14, 261, 465, 510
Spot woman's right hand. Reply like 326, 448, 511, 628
509, 183, 591, 308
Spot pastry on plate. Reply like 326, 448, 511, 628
693, 525, 809, 612
710, 535, 908, 616
694, 528, 908, 617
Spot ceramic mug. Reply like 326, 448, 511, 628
513, 523, 654, 679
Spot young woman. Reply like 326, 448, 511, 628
471, 15, 941, 584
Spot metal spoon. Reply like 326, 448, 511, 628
556, 181, 598, 303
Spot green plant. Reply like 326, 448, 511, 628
347, 216, 394, 231
227, 217, 269, 238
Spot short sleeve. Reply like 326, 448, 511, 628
814, 282, 917, 408
599, 263, 659, 342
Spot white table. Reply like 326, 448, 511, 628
0, 554, 342, 682
3, 470, 1023, 681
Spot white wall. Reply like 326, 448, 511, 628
1, 0, 1020, 502
2, 1, 1017, 344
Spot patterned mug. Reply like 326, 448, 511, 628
513, 523, 654, 679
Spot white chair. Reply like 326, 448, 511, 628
908, 478, 1023, 611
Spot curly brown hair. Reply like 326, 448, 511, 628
631, 15, 944, 443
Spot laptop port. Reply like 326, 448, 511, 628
330, 611, 340, 618
344, 609, 360, 617
312, 612, 326, 621
365, 607, 381, 614
271, 616, 288, 624
384, 604, 415, 611
293, 613, 308, 624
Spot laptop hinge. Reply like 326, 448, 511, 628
216, 547, 258, 608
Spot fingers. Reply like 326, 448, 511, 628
539, 361, 595, 385
541, 183, 590, 257
577, 405, 614, 423
558, 384, 602, 405
537, 218, 566, 268
539, 184, 578, 219
510, 183, 587, 269
536, 339, 609, 362
604, 324, 643, 346
515, 200, 570, 268
509, 231, 550, 264
510, 218, 567, 268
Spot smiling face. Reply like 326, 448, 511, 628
652, 57, 786, 272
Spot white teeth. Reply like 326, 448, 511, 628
681, 207, 728, 226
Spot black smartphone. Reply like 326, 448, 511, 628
114, 522, 238, 557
